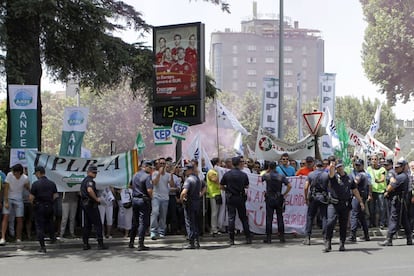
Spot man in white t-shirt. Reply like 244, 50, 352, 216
0, 164, 30, 245
150, 157, 174, 239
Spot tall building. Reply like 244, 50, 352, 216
210, 8, 324, 103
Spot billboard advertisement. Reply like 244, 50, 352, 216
153, 22, 205, 102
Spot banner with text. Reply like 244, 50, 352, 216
246, 174, 307, 234
25, 150, 138, 192
261, 77, 279, 136
255, 127, 315, 161
216, 169, 307, 234
8, 85, 38, 167
319, 73, 336, 158
59, 107, 89, 157
153, 127, 173, 145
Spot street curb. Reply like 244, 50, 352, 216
0, 228, 390, 252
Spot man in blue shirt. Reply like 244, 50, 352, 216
276, 153, 296, 177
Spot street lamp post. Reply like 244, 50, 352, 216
278, 0, 284, 139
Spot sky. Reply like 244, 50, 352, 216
39, 0, 413, 120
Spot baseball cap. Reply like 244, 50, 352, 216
141, 160, 153, 167
381, 159, 393, 166
335, 160, 343, 168
395, 160, 407, 168
33, 166, 45, 174
183, 164, 194, 171
354, 159, 364, 166
305, 156, 314, 162
87, 164, 98, 173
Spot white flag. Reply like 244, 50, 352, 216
185, 132, 201, 163
216, 100, 249, 135
325, 107, 340, 149
367, 104, 382, 137
233, 132, 244, 156
394, 135, 400, 157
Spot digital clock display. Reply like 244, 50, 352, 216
153, 100, 204, 125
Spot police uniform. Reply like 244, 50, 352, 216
348, 159, 371, 242
303, 163, 329, 245
262, 162, 291, 243
129, 162, 153, 250
380, 161, 412, 246
30, 166, 58, 253
181, 165, 201, 249
80, 165, 107, 250
325, 162, 358, 252
220, 157, 251, 245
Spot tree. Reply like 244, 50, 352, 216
360, 0, 414, 104
0, 0, 228, 155
335, 96, 398, 149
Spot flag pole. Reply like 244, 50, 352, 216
215, 98, 220, 158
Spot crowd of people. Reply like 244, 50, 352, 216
0, 153, 413, 253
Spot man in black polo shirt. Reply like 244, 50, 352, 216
30, 166, 58, 253
80, 164, 108, 250
220, 156, 251, 245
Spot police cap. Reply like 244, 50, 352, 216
88, 164, 98, 173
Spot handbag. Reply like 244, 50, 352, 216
214, 194, 223, 205
121, 189, 132, 209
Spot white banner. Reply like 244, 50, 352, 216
25, 150, 137, 192
319, 73, 336, 158
153, 127, 172, 145
9, 85, 39, 167
217, 170, 307, 234
261, 77, 279, 136
255, 128, 315, 161
59, 107, 89, 157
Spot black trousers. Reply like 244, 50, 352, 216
326, 202, 350, 242
34, 202, 55, 247
265, 197, 284, 235
350, 197, 369, 236
184, 200, 200, 242
130, 198, 150, 241
82, 204, 103, 244
387, 196, 412, 241
305, 199, 327, 237
227, 196, 250, 239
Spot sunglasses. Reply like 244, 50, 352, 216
300, 163, 305, 165
281, 158, 289, 161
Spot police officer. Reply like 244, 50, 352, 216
30, 166, 58, 253
262, 161, 292, 243
180, 164, 201, 249
325, 160, 364, 252
80, 164, 108, 250
348, 159, 371, 242
220, 156, 252, 245
379, 160, 413, 246
129, 160, 153, 251
303, 160, 329, 245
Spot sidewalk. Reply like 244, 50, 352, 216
0, 227, 389, 253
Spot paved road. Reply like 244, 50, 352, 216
1, 234, 413, 276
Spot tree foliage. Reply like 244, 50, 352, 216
360, 0, 414, 104
0, 0, 226, 152
335, 96, 398, 149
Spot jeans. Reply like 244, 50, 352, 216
61, 200, 78, 236
369, 192, 386, 227
209, 197, 220, 234
150, 197, 169, 236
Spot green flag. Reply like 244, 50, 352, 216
134, 132, 146, 155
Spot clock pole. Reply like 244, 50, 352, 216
176, 139, 182, 163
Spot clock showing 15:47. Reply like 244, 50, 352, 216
153, 101, 204, 126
